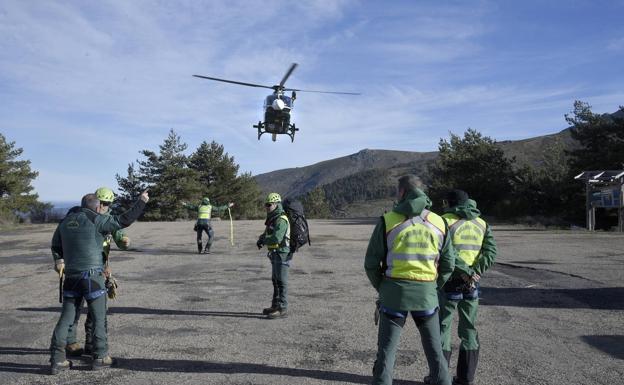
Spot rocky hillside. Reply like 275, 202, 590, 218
254, 149, 437, 198
254, 128, 575, 199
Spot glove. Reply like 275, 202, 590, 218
256, 239, 264, 249
54, 259, 65, 275
106, 276, 119, 300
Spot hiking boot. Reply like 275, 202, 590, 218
267, 308, 287, 319
65, 343, 83, 357
423, 375, 433, 385
91, 356, 117, 371
50, 360, 72, 375
203, 248, 211, 254
262, 305, 277, 315
453, 377, 475, 385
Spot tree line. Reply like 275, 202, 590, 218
115, 129, 263, 220
301, 101, 624, 226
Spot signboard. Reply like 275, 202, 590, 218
590, 187, 623, 208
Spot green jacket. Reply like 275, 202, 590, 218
259, 203, 290, 254
51, 200, 145, 274
364, 189, 457, 311
183, 202, 230, 224
443, 200, 497, 278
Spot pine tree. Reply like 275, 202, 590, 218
134, 129, 200, 220
302, 187, 332, 218
188, 141, 262, 219
427, 128, 517, 217
0, 133, 47, 222
566, 100, 624, 171
115, 162, 144, 211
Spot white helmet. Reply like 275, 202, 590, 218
271, 98, 286, 110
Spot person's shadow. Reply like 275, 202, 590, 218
0, 347, 49, 375
116, 357, 422, 384
18, 306, 268, 319
0, 346, 422, 383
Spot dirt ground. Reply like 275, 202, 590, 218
0, 219, 623, 385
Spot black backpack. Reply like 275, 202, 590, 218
282, 198, 311, 253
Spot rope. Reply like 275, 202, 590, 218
227, 207, 234, 246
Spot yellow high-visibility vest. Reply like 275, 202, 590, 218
198, 204, 212, 220
267, 215, 290, 250
442, 213, 486, 266
383, 209, 446, 282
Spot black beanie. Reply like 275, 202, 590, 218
446, 189, 469, 207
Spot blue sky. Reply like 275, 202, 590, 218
1, 0, 623, 203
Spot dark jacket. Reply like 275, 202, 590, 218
51, 200, 145, 274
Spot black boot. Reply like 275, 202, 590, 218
197, 241, 203, 254
262, 303, 277, 315
203, 244, 211, 254
454, 349, 479, 385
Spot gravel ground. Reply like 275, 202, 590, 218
0, 220, 622, 385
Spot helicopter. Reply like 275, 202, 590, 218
193, 63, 360, 142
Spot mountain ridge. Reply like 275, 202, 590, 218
254, 127, 573, 198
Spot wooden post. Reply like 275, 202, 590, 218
586, 182, 591, 231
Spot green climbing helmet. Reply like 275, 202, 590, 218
202, 197, 210, 205
95, 187, 115, 203
265, 192, 281, 204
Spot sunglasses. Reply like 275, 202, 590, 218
264, 203, 274, 207
101, 201, 112, 207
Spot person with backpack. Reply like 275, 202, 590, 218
282, 197, 311, 254
256, 192, 291, 319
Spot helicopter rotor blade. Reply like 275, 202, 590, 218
278, 63, 298, 88
192, 75, 275, 90
283, 87, 361, 95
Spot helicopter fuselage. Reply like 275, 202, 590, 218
256, 93, 298, 141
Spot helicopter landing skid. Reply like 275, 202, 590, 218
254, 121, 299, 142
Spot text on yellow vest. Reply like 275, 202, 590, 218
442, 213, 486, 266
383, 209, 446, 282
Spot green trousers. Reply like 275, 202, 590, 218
67, 298, 108, 350
439, 295, 480, 351
372, 309, 451, 385
269, 251, 290, 309
50, 273, 108, 363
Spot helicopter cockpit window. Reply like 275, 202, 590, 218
264, 95, 293, 108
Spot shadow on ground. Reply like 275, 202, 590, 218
480, 287, 624, 310
116, 357, 421, 385
0, 351, 422, 384
17, 307, 267, 319
580, 335, 624, 360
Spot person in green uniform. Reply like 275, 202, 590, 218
65, 187, 130, 357
256, 192, 290, 319
49, 190, 148, 374
436, 190, 497, 385
182, 197, 234, 254
365, 175, 462, 385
